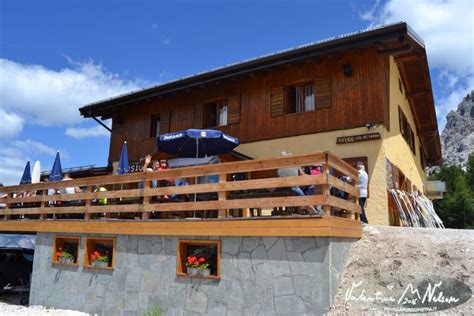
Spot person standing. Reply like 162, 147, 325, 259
356, 161, 369, 224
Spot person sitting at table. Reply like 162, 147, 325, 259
60, 174, 82, 206
143, 156, 174, 198
277, 151, 320, 216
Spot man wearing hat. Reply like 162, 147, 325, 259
356, 161, 369, 224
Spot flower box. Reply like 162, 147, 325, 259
199, 268, 211, 276
58, 257, 74, 264
186, 267, 199, 275
84, 237, 115, 269
177, 240, 220, 279
52, 236, 80, 266
92, 260, 109, 268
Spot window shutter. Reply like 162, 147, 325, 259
398, 107, 405, 136
270, 86, 285, 117
392, 165, 400, 189
160, 110, 170, 135
314, 77, 331, 109
227, 95, 241, 124
193, 104, 204, 128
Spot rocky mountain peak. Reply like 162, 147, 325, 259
441, 90, 474, 166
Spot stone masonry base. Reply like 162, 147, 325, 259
30, 233, 356, 315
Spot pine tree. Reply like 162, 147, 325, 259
431, 156, 474, 229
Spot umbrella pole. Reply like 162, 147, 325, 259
193, 138, 198, 218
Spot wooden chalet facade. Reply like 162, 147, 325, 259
0, 22, 443, 315
80, 22, 441, 225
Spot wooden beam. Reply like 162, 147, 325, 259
0, 217, 362, 238
0, 195, 330, 216
2, 152, 328, 192
406, 91, 430, 99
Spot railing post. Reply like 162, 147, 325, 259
142, 181, 151, 220
218, 174, 227, 218
3, 192, 12, 220
84, 186, 92, 220
322, 162, 331, 216
39, 189, 46, 220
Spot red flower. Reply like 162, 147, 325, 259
198, 257, 206, 263
56, 251, 62, 257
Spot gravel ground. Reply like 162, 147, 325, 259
0, 302, 88, 316
328, 225, 474, 315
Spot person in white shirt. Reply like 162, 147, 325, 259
356, 161, 369, 224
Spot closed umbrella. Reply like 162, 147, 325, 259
49, 152, 63, 182
157, 129, 239, 217
32, 161, 41, 184
117, 141, 129, 175
19, 161, 32, 185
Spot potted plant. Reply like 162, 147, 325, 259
197, 257, 211, 276
185, 256, 200, 275
91, 250, 110, 268
56, 248, 75, 264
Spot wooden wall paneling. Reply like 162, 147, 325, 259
193, 103, 204, 129
270, 86, 285, 117
160, 110, 170, 135
107, 48, 388, 162
227, 95, 241, 125
314, 77, 331, 109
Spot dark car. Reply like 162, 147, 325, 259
0, 247, 34, 289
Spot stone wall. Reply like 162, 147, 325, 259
30, 233, 356, 315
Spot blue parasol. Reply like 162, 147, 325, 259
49, 152, 63, 182
117, 141, 129, 175
157, 129, 239, 158
157, 129, 239, 218
19, 161, 32, 185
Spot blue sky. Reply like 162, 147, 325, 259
0, 0, 473, 185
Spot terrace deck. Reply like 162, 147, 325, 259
0, 152, 362, 238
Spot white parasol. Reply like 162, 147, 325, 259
32, 160, 41, 184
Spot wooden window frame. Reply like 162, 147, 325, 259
150, 114, 161, 138
83, 237, 116, 270
176, 239, 221, 280
204, 99, 228, 128
52, 236, 80, 266
398, 106, 416, 155
285, 81, 315, 114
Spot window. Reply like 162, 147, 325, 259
150, 115, 161, 138
286, 83, 315, 114
420, 146, 426, 170
176, 240, 220, 279
53, 236, 80, 266
398, 106, 416, 155
205, 100, 228, 127
84, 237, 115, 269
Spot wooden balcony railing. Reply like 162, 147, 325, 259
0, 152, 360, 223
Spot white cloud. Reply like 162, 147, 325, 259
0, 109, 24, 139
0, 57, 148, 184
65, 124, 111, 139
0, 58, 144, 133
11, 139, 63, 158
359, 0, 474, 129
360, 0, 474, 76
0, 139, 68, 185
